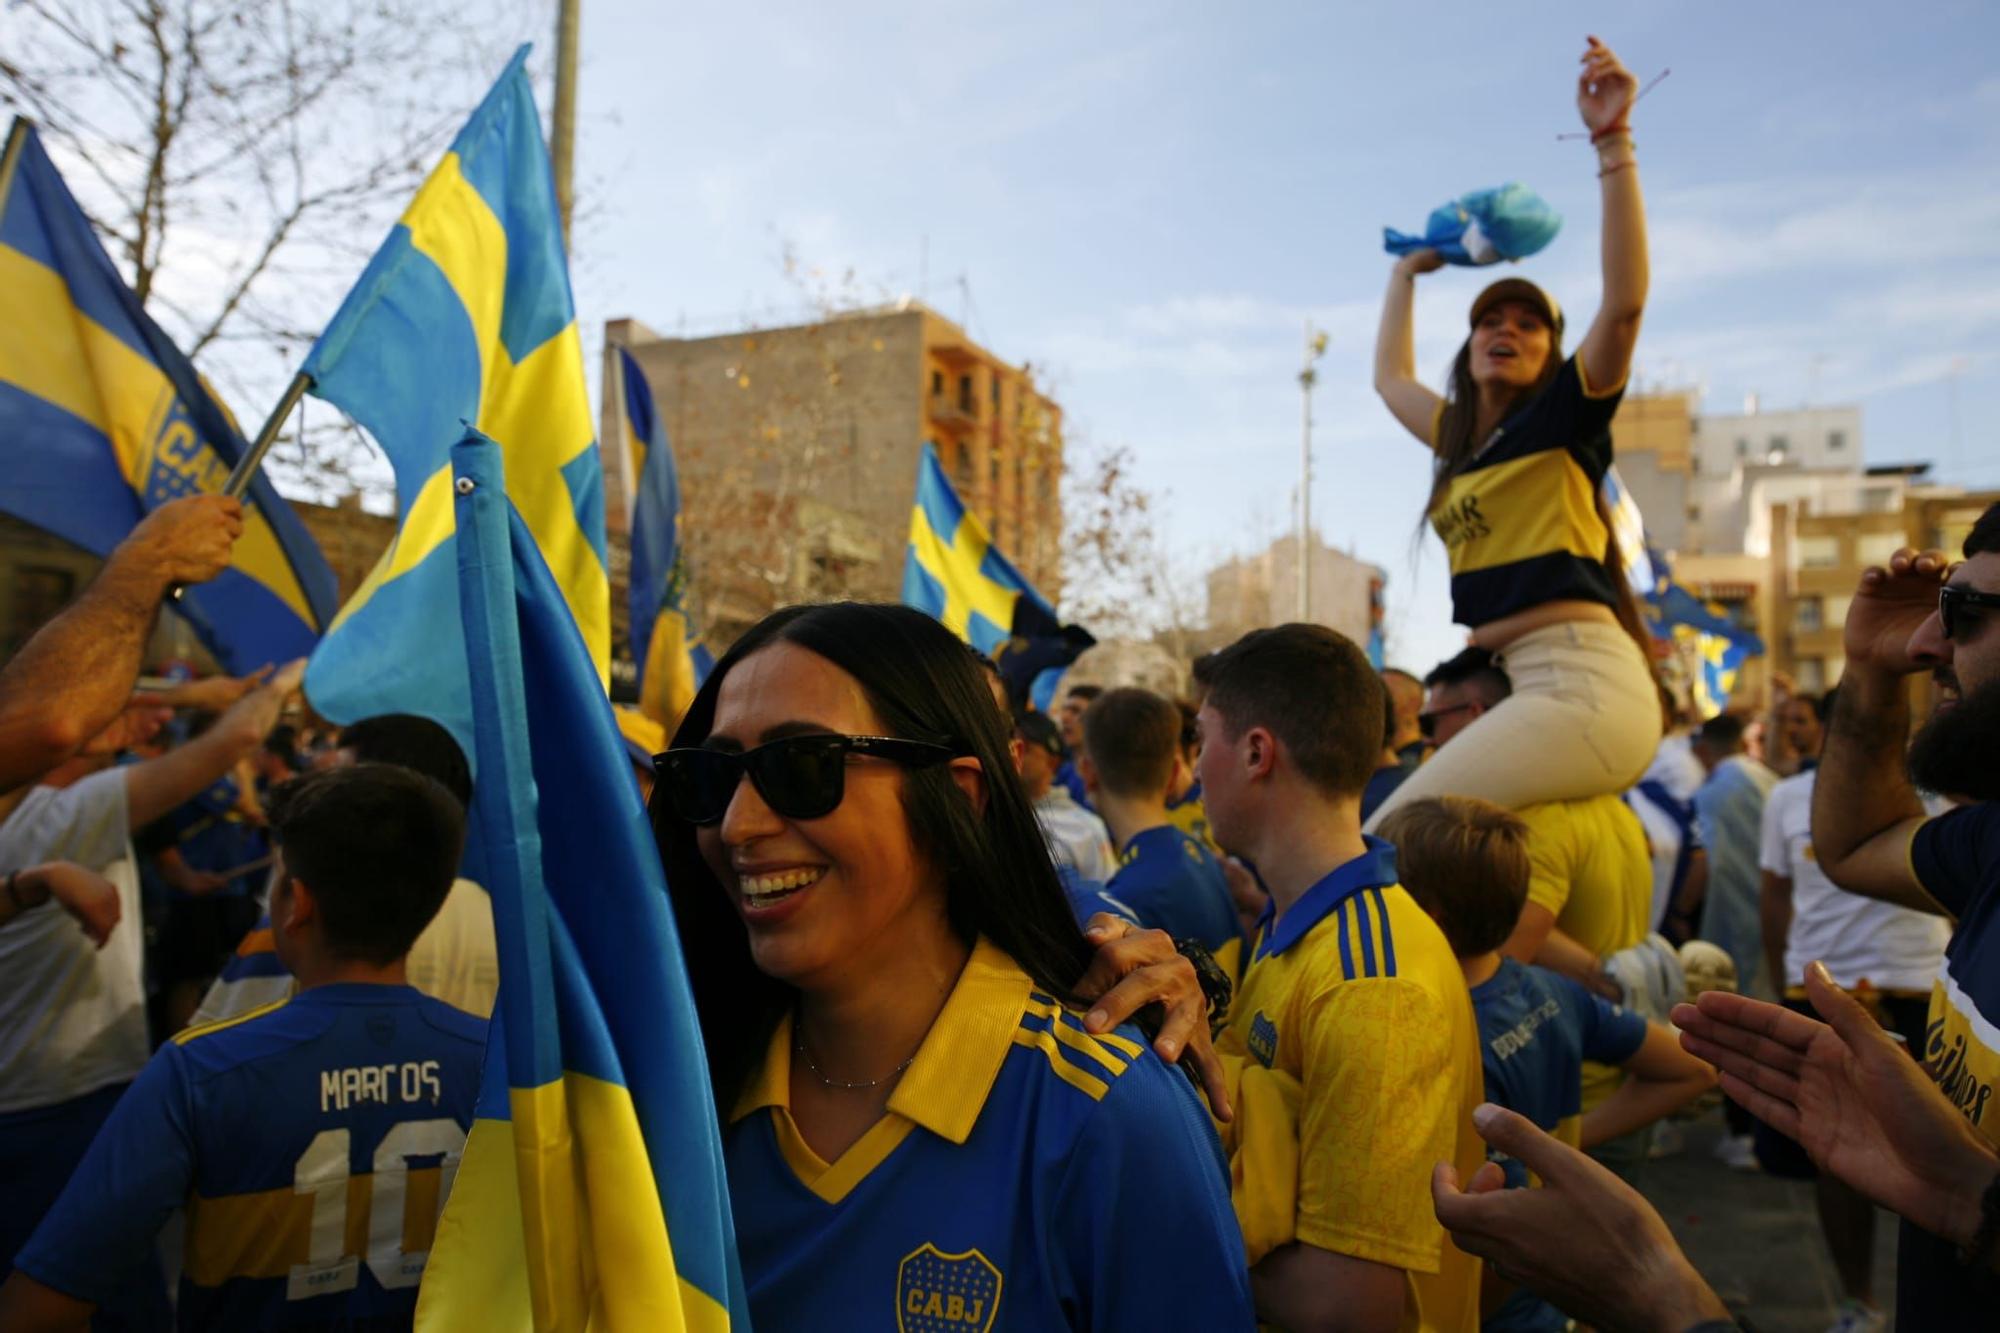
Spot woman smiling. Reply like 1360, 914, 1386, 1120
651, 602, 1253, 1331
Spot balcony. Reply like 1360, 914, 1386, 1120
927, 394, 977, 432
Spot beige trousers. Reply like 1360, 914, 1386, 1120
1364, 619, 1662, 832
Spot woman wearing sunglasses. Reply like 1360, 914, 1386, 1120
651, 602, 1254, 1331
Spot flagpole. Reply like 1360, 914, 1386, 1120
222, 370, 313, 499
0, 118, 34, 218
551, 0, 581, 243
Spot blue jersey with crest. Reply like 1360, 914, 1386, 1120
724, 937, 1253, 1331
15, 983, 485, 1330
1106, 824, 1243, 973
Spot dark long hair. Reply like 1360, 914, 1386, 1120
650, 602, 1096, 1113
1429, 336, 1655, 659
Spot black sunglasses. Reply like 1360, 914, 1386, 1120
654, 734, 960, 825
1417, 701, 1477, 740
1940, 585, 2000, 643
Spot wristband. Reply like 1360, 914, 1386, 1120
1174, 937, 1234, 1030
1590, 121, 1632, 144
1599, 159, 1638, 180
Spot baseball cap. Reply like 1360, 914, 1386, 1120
1014, 710, 1065, 760
1469, 277, 1563, 337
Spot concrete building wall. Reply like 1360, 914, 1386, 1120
1204, 535, 1382, 651
1695, 404, 1862, 479
610, 303, 1062, 649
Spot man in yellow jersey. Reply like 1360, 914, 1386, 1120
1198, 624, 1483, 1333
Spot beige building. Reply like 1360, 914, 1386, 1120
1200, 534, 1385, 658
605, 302, 1064, 650
1769, 471, 1998, 697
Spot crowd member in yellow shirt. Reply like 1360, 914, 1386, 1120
1198, 623, 1485, 1333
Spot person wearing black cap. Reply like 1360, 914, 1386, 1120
1015, 710, 1117, 885
1367, 35, 1659, 833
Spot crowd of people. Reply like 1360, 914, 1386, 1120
0, 31, 1995, 1333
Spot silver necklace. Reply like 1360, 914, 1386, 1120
794, 1028, 917, 1091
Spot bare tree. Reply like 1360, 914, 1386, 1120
1059, 438, 1201, 651
1, 0, 534, 503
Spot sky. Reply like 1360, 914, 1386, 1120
552, 0, 2000, 674
39, 1, 1993, 677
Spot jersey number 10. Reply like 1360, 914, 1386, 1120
287, 1120, 468, 1302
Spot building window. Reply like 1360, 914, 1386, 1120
1795, 596, 1823, 633
931, 370, 943, 397
1796, 534, 1840, 569
1828, 430, 1846, 451
1857, 532, 1904, 568
1735, 438, 1750, 458
1767, 434, 1790, 462
1796, 657, 1825, 694
958, 375, 974, 414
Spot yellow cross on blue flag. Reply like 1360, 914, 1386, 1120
414, 429, 747, 1331
0, 119, 336, 672
300, 46, 608, 743
618, 346, 713, 729
902, 442, 1055, 655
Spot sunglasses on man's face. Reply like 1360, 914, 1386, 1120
1417, 701, 1477, 740
653, 734, 960, 825
1940, 584, 2000, 643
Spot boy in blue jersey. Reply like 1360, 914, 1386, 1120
0, 763, 487, 1332
1080, 688, 1244, 969
1379, 795, 1715, 1332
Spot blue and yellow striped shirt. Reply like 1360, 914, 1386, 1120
1429, 355, 1627, 628
725, 937, 1254, 1330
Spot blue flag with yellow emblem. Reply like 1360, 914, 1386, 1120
300, 46, 607, 747
1598, 469, 1761, 717
902, 442, 1055, 656
619, 346, 713, 728
0, 119, 336, 672
414, 430, 746, 1331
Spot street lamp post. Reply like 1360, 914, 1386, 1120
1298, 321, 1329, 620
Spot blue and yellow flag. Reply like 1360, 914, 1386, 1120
300, 46, 607, 744
1602, 466, 1661, 597
1646, 581, 1763, 719
416, 430, 746, 1331
619, 346, 713, 729
0, 119, 336, 672
902, 442, 1055, 656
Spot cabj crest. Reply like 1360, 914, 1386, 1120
897, 1243, 1002, 1333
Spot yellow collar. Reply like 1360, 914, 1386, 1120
730, 936, 1031, 1146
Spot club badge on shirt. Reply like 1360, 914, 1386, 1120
1248, 1012, 1279, 1069
897, 1243, 1002, 1332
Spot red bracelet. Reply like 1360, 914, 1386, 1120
1599, 159, 1638, 179
1591, 122, 1632, 144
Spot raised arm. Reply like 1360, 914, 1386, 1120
122, 660, 304, 831
1573, 36, 1649, 395
1373, 251, 1446, 444
1813, 549, 1946, 911
0, 496, 242, 792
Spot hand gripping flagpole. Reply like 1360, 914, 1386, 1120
166, 369, 311, 602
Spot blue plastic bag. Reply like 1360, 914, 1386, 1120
1383, 182, 1562, 266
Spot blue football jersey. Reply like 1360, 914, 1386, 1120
1106, 825, 1243, 963
16, 983, 486, 1330
725, 938, 1253, 1331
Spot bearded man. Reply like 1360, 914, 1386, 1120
1809, 501, 2000, 1328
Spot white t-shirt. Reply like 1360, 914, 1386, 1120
188, 878, 498, 1027
0, 769, 147, 1113
1759, 770, 1948, 993
1033, 788, 1117, 884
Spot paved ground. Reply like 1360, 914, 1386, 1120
1632, 1109, 1899, 1332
